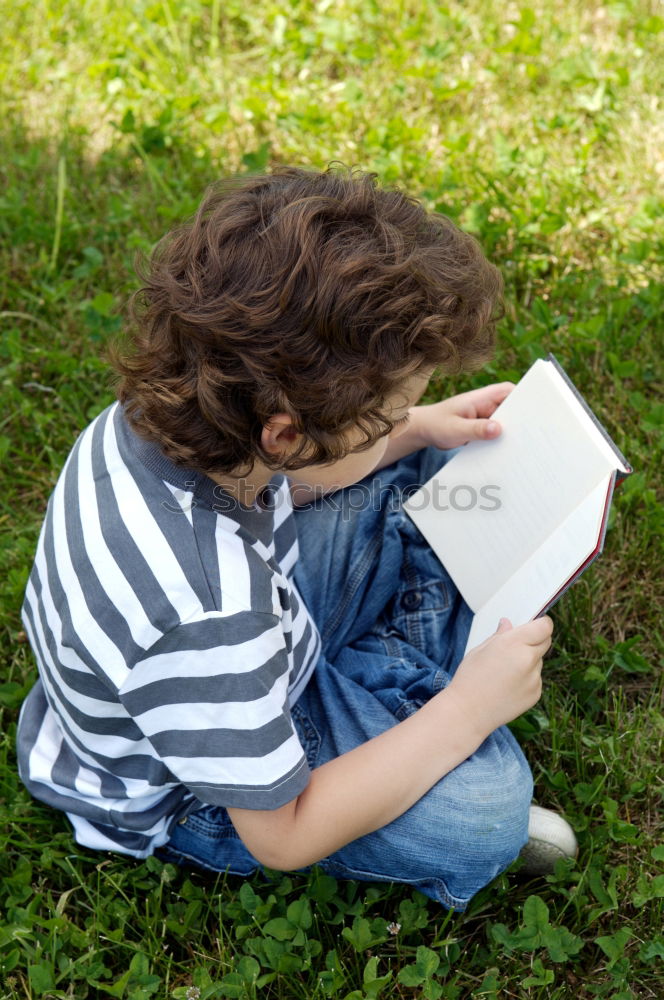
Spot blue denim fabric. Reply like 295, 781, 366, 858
158, 447, 533, 910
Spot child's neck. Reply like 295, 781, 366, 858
208, 461, 278, 509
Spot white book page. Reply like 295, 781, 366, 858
548, 361, 629, 474
404, 359, 615, 610
463, 474, 610, 653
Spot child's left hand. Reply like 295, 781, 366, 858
410, 382, 514, 450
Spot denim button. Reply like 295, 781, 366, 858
401, 590, 422, 611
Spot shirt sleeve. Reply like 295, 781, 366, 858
117, 610, 310, 810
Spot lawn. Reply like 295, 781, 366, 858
0, 1, 662, 997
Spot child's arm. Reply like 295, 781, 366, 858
374, 382, 514, 472
227, 615, 551, 871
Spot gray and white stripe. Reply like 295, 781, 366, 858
17, 403, 320, 857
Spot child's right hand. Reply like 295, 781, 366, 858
229, 615, 553, 871
446, 616, 553, 738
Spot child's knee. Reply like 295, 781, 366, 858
457, 772, 531, 861
323, 746, 532, 909
432, 736, 533, 864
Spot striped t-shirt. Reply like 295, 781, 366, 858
17, 402, 321, 857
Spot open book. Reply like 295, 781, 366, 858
403, 355, 631, 654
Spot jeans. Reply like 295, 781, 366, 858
157, 447, 533, 910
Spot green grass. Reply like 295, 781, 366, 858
0, 1, 662, 997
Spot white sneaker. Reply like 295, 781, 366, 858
518, 805, 579, 875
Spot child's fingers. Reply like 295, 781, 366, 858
482, 418, 501, 438
464, 382, 515, 415
513, 616, 554, 647
453, 416, 502, 442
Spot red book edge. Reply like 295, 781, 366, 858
534, 468, 630, 619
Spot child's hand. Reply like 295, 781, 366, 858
445, 616, 553, 738
410, 382, 514, 450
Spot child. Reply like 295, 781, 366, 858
17, 167, 576, 910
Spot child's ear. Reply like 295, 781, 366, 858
261, 414, 301, 456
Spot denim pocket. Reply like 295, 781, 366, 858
183, 802, 238, 841
377, 575, 450, 654
371, 508, 473, 666
291, 701, 321, 769
394, 577, 451, 615
160, 803, 260, 876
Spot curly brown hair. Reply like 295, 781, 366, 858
112, 166, 503, 475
